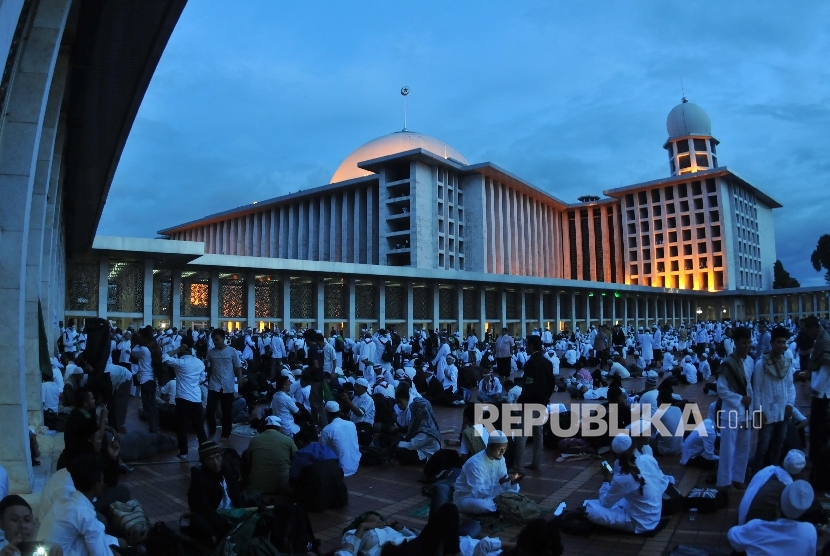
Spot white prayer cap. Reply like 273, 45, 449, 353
355, 378, 370, 388
280, 369, 292, 378
404, 367, 416, 380
264, 415, 282, 428
71, 365, 84, 375
783, 450, 807, 475
166, 329, 173, 335
335, 367, 343, 375
324, 401, 340, 413
781, 480, 813, 519
611, 434, 633, 454
487, 430, 508, 445
683, 355, 692, 364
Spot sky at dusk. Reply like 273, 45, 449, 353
98, 0, 830, 286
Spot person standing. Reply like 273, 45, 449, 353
514, 335, 554, 471
163, 337, 208, 460
750, 327, 795, 472
494, 329, 514, 381
716, 326, 754, 490
305, 331, 326, 429
798, 316, 830, 466
205, 329, 243, 442
132, 327, 158, 433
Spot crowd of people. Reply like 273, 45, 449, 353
1, 313, 828, 554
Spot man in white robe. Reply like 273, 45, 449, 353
638, 329, 654, 366
358, 335, 376, 383
728, 480, 816, 556
320, 401, 361, 477
452, 431, 520, 514
716, 326, 754, 490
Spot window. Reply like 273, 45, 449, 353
710, 210, 719, 222
653, 205, 662, 217
457, 192, 463, 206
691, 181, 702, 196
625, 194, 634, 207
680, 200, 689, 212
706, 179, 716, 192
641, 221, 650, 232
683, 244, 693, 255
449, 222, 454, 235
438, 202, 443, 215
638, 191, 647, 204
698, 242, 707, 253
708, 195, 718, 207
630, 251, 638, 262
628, 223, 636, 234
640, 207, 648, 219
655, 219, 663, 230
642, 235, 650, 246
655, 233, 664, 245
458, 240, 464, 253
693, 139, 707, 152
694, 198, 703, 210
678, 154, 691, 169
665, 186, 674, 200
651, 189, 661, 203
643, 250, 651, 261
656, 247, 664, 258
715, 271, 724, 289
449, 206, 454, 219
457, 209, 463, 221
712, 156, 718, 167
684, 259, 693, 270
695, 213, 705, 225
670, 246, 678, 257
671, 260, 679, 271
630, 264, 638, 275
696, 154, 709, 167
438, 186, 443, 200
682, 229, 692, 241
439, 237, 444, 250
629, 237, 637, 248
449, 238, 454, 251
449, 255, 454, 268
678, 183, 688, 197
668, 217, 677, 228
627, 210, 635, 221
439, 219, 444, 233
459, 258, 464, 270
439, 253, 444, 267
712, 240, 722, 252
700, 257, 708, 269
676, 140, 689, 153
643, 263, 652, 274
701, 272, 709, 289
668, 231, 677, 242
667, 203, 676, 214
697, 228, 706, 239
681, 215, 690, 227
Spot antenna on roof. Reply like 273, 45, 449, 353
680, 78, 686, 103
401, 86, 409, 131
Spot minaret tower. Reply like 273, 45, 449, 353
664, 98, 719, 176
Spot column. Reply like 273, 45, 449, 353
247, 273, 256, 329
798, 294, 804, 320
783, 295, 789, 321
171, 271, 181, 329
598, 294, 604, 326
555, 292, 561, 332
456, 287, 464, 336
281, 275, 292, 332
634, 296, 640, 328
644, 296, 650, 328
316, 278, 324, 331
433, 284, 440, 332
623, 294, 629, 326
662, 298, 668, 327
755, 297, 760, 321
378, 281, 386, 330
769, 297, 774, 321
98, 257, 109, 317
478, 287, 486, 340
520, 287, 527, 336
210, 271, 220, 328
348, 278, 357, 339
406, 281, 415, 337
585, 293, 590, 329
538, 293, 545, 331
813, 294, 818, 318
570, 291, 576, 333
500, 289, 508, 331
733, 298, 739, 322
611, 294, 616, 325
143, 259, 153, 326
671, 299, 676, 327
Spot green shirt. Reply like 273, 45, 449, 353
246, 429, 297, 494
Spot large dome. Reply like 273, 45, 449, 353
330, 131, 468, 183
666, 99, 712, 140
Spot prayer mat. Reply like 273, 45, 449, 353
231, 423, 258, 437
408, 505, 431, 518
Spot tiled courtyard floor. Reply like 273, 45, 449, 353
32, 370, 828, 555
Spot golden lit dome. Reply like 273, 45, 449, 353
330, 131, 468, 183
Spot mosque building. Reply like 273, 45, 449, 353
77, 99, 830, 337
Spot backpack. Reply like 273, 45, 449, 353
381, 341, 394, 363
494, 491, 542, 524
682, 487, 727, 513
44, 409, 68, 432
143, 522, 201, 556
334, 336, 345, 352
253, 503, 320, 554
109, 500, 150, 544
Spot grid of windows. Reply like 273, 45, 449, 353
436, 169, 465, 271
625, 178, 724, 290
734, 187, 761, 290
665, 137, 719, 176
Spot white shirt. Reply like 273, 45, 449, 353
159, 379, 177, 403
42, 381, 61, 413
680, 419, 718, 464
131, 345, 154, 384
349, 392, 375, 426
320, 417, 361, 477
453, 450, 518, 503
270, 390, 301, 435
682, 362, 698, 384
727, 518, 816, 556
442, 364, 459, 393
810, 363, 830, 399
117, 339, 132, 363
37, 490, 119, 556
717, 355, 755, 412
608, 361, 630, 379
751, 354, 796, 424
162, 353, 205, 403
38, 468, 74, 523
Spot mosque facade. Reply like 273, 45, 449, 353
69, 100, 830, 337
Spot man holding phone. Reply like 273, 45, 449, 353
452, 431, 522, 514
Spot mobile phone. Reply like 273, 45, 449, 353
512, 472, 524, 481
16, 542, 51, 555
601, 461, 613, 474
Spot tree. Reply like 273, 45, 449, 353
811, 234, 830, 284
772, 260, 800, 289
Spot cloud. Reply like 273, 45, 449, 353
100, 0, 830, 285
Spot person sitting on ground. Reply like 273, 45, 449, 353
634, 372, 659, 418
727, 480, 816, 556
38, 453, 126, 555
453, 430, 521, 515
477, 370, 503, 403
0, 495, 62, 555
243, 416, 297, 497
320, 401, 362, 477
270, 374, 302, 437
392, 385, 442, 465
339, 378, 375, 426
63, 388, 97, 451
289, 423, 340, 482
738, 449, 806, 525
680, 418, 718, 483
187, 441, 243, 543
648, 387, 683, 456
459, 403, 489, 462
607, 354, 631, 379
584, 434, 664, 534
